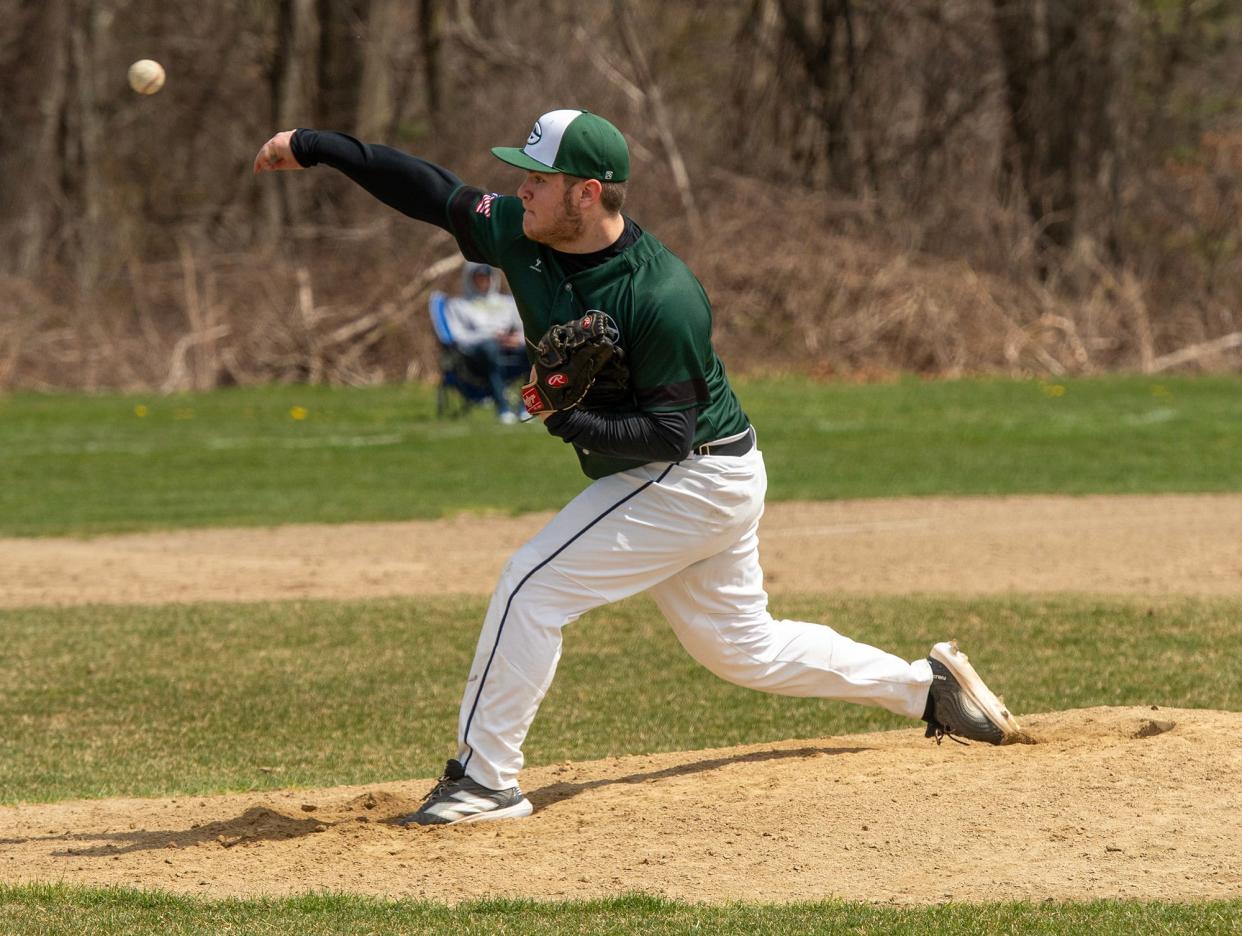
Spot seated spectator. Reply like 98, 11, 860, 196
444, 262, 527, 423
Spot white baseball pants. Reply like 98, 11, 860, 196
454, 443, 934, 791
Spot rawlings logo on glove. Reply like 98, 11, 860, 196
522, 311, 627, 416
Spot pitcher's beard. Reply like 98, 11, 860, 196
524, 190, 586, 248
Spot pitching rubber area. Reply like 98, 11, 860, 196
929, 640, 1025, 742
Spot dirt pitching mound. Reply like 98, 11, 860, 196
1, 706, 1237, 905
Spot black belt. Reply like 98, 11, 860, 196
696, 426, 755, 457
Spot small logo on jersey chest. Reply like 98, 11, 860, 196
529, 258, 543, 273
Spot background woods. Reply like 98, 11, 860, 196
0, 0, 1239, 390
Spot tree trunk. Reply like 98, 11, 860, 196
614, 0, 703, 240
775, 0, 859, 193
316, 0, 361, 129
418, 0, 443, 121
991, 0, 1116, 255
1042, 0, 1086, 250
67, 0, 106, 294
355, 0, 407, 140
269, 0, 321, 227
4, 0, 71, 276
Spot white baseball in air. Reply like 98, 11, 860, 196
128, 59, 165, 95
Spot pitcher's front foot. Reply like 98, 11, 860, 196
396, 759, 534, 826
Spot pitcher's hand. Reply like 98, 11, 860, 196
253, 131, 302, 174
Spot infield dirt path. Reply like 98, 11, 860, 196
3, 493, 1241, 606
1, 494, 1240, 905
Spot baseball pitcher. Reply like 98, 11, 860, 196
254, 109, 1022, 826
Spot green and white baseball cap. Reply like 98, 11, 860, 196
492, 109, 630, 182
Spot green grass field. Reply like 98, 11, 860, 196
1, 886, 1237, 936
0, 374, 1238, 536
1, 375, 1239, 933
1, 594, 1239, 804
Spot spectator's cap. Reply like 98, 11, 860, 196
492, 110, 630, 182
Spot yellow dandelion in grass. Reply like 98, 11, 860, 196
1040, 383, 1067, 398
134, 404, 149, 418
290, 406, 308, 421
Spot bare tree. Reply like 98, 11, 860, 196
990, 0, 1124, 257
269, 0, 322, 227
418, 0, 444, 120
774, 0, 861, 193
1, 0, 1240, 389
2, 0, 71, 277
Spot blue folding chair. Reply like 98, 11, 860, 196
428, 292, 526, 418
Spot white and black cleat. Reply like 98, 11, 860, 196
924, 640, 1023, 745
397, 759, 534, 827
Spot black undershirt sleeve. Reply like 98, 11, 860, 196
289, 129, 461, 230
289, 130, 692, 464
542, 407, 696, 462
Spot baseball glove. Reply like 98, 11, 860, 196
521, 311, 627, 416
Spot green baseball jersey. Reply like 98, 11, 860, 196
448, 188, 749, 479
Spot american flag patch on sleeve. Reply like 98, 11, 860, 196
474, 193, 497, 218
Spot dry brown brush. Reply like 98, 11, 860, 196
1, 0, 1239, 390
